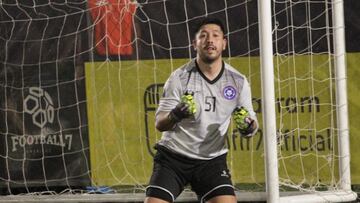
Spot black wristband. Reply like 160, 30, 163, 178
168, 110, 181, 123
239, 120, 255, 135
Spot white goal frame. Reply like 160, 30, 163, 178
259, 0, 357, 203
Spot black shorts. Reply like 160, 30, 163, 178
146, 145, 235, 203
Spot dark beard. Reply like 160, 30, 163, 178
200, 54, 217, 64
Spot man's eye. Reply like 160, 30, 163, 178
213, 33, 221, 38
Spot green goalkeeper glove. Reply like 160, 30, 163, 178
168, 92, 196, 123
181, 93, 196, 115
233, 107, 255, 136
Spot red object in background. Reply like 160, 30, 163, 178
88, 0, 136, 56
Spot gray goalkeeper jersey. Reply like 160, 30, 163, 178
156, 59, 258, 160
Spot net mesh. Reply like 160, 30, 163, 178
0, 0, 353, 201
273, 0, 338, 192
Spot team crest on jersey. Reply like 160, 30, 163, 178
223, 86, 236, 100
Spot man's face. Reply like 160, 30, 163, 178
193, 23, 227, 64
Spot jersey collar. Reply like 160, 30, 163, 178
194, 60, 225, 84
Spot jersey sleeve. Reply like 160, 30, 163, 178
237, 78, 259, 134
156, 71, 182, 115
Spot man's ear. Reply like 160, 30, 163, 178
192, 39, 197, 51
222, 38, 227, 50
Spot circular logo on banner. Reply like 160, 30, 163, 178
223, 86, 237, 100
24, 87, 55, 128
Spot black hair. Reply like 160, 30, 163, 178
193, 17, 226, 37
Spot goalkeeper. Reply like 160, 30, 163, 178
145, 17, 258, 203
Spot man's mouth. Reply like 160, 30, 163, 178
205, 46, 216, 51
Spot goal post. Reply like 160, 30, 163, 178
258, 0, 279, 203
333, 0, 351, 192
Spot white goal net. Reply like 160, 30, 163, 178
0, 0, 357, 202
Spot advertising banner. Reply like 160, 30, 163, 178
0, 62, 90, 192
85, 53, 360, 185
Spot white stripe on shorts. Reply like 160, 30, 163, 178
200, 184, 235, 203
146, 185, 175, 202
